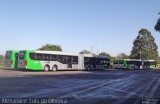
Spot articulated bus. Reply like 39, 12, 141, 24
5, 50, 19, 69
113, 59, 156, 70
143, 60, 156, 69
18, 50, 110, 71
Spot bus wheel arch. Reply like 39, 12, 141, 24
52, 65, 58, 71
44, 64, 50, 72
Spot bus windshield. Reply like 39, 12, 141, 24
19, 51, 26, 60
5, 51, 11, 59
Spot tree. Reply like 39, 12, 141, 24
99, 52, 111, 58
99, 52, 116, 63
155, 12, 160, 32
117, 53, 129, 59
130, 29, 158, 60
38, 44, 62, 51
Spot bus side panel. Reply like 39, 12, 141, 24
26, 52, 43, 70
78, 54, 84, 70
27, 60, 43, 70
124, 61, 130, 70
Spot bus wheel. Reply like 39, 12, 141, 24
44, 65, 50, 72
52, 65, 58, 71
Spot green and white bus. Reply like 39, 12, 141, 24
18, 50, 110, 71
5, 50, 19, 69
143, 60, 157, 69
113, 59, 156, 70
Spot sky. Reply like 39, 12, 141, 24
0, 0, 160, 56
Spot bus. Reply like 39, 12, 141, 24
18, 50, 110, 71
5, 50, 19, 69
143, 60, 157, 69
0, 55, 4, 66
113, 59, 156, 70
83, 54, 110, 70
113, 59, 125, 69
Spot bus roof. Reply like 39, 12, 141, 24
143, 60, 156, 62
36, 50, 79, 56
19, 50, 108, 59
6, 50, 19, 53
123, 59, 156, 62
124, 59, 141, 61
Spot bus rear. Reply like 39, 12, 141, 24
18, 51, 27, 69
113, 59, 125, 69
5, 50, 18, 69
143, 60, 156, 69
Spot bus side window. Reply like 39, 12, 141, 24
63, 56, 67, 64
35, 53, 42, 60
91, 58, 96, 65
119, 60, 124, 64
96, 58, 101, 65
43, 54, 50, 61
72, 56, 78, 64
29, 53, 35, 60
57, 55, 63, 63
15, 53, 18, 59
50, 54, 57, 61
84, 57, 90, 64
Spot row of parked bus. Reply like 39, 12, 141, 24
5, 50, 110, 71
4, 50, 157, 71
113, 59, 157, 69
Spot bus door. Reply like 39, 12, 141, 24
67, 56, 72, 68
93, 58, 96, 69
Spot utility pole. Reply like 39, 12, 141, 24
140, 50, 142, 60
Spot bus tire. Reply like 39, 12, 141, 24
44, 65, 50, 72
52, 65, 58, 71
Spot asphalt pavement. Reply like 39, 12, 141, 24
0, 69, 160, 104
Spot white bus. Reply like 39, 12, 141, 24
18, 50, 110, 71
113, 59, 156, 70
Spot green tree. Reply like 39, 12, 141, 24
99, 52, 116, 63
117, 53, 129, 59
38, 44, 62, 51
130, 29, 158, 60
99, 52, 111, 58
155, 12, 160, 32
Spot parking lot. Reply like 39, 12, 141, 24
0, 69, 160, 104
